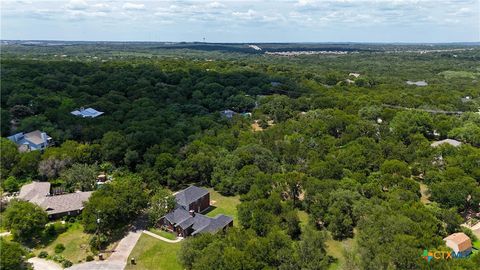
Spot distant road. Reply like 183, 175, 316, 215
382, 104, 464, 115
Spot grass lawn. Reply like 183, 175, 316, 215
205, 188, 240, 223
326, 234, 355, 270
125, 234, 182, 270
473, 240, 480, 250
36, 222, 93, 264
148, 228, 177, 240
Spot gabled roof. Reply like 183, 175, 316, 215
39, 192, 92, 215
431, 139, 462, 148
444, 232, 472, 252
164, 207, 192, 225
18, 182, 91, 216
18, 182, 51, 201
8, 130, 51, 148
164, 206, 232, 235
192, 214, 233, 235
175, 186, 209, 209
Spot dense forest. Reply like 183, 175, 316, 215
1, 44, 480, 270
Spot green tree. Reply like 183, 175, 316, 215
101, 131, 128, 165
295, 226, 330, 270
2, 200, 48, 244
1, 176, 19, 192
390, 111, 434, 141
0, 238, 27, 270
61, 163, 98, 191
0, 138, 19, 177
82, 175, 147, 235
147, 189, 176, 226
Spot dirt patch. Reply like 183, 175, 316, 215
210, 200, 217, 205
251, 121, 263, 132
419, 183, 430, 204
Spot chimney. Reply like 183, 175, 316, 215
189, 210, 195, 217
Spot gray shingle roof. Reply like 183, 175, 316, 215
192, 214, 233, 235
175, 186, 209, 209
18, 182, 91, 216
164, 207, 192, 225
18, 182, 51, 201
40, 192, 92, 215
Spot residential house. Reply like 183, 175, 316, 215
220, 109, 236, 119
18, 182, 91, 219
349, 73, 360, 78
71, 107, 104, 118
7, 130, 52, 152
406, 80, 428, 86
430, 139, 462, 148
444, 232, 472, 257
159, 186, 233, 237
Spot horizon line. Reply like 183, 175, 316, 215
2, 39, 480, 45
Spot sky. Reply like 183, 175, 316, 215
1, 0, 479, 43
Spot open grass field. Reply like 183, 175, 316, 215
205, 188, 240, 223
148, 228, 177, 240
36, 222, 93, 264
125, 234, 182, 270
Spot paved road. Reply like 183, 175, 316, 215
0, 231, 11, 237
28, 258, 63, 270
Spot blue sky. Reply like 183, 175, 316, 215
1, 0, 479, 42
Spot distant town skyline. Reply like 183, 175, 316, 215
2, 0, 479, 43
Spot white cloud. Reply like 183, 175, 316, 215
232, 9, 257, 20
122, 2, 145, 11
207, 1, 225, 8
66, 0, 89, 11
92, 3, 111, 13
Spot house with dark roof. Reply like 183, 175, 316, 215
18, 182, 91, 219
159, 186, 233, 237
71, 107, 104, 118
7, 130, 52, 152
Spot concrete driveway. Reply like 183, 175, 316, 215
68, 218, 146, 270
28, 258, 63, 270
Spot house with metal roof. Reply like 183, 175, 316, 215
220, 109, 236, 119
159, 186, 233, 237
430, 139, 462, 148
18, 182, 92, 219
7, 130, 52, 152
71, 107, 104, 118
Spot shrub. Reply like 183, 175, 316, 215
52, 254, 64, 263
38, 251, 48, 258
54, 243, 65, 254
62, 260, 73, 268
86, 255, 94, 262
45, 224, 57, 237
